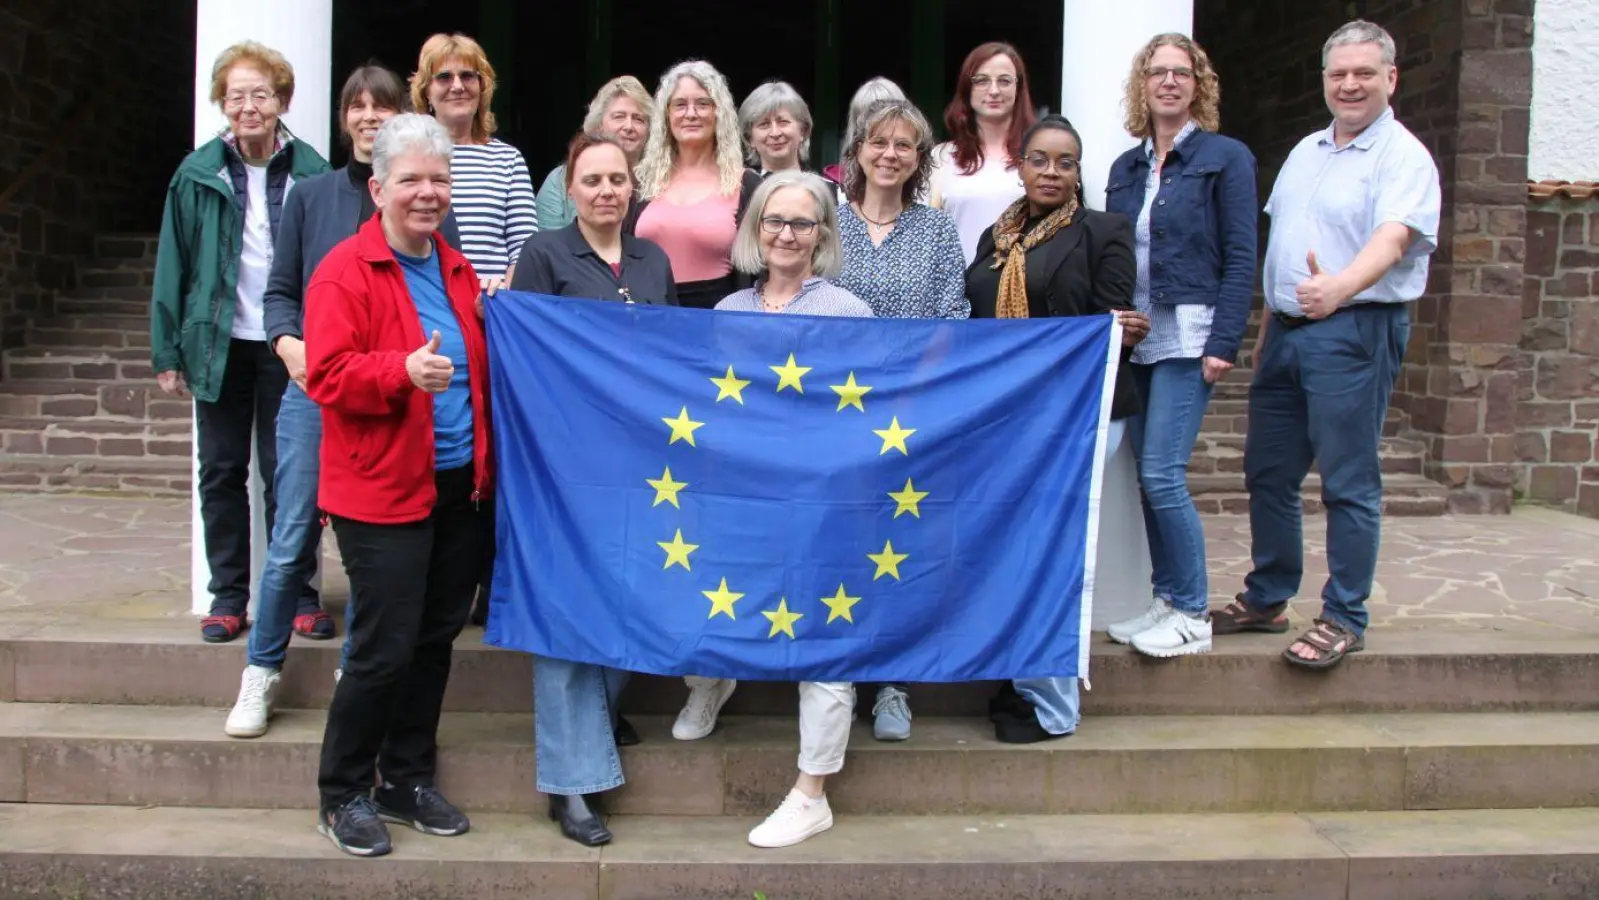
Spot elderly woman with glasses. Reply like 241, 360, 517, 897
739, 81, 813, 176
304, 114, 492, 858
150, 41, 329, 645
629, 60, 763, 310
1102, 33, 1257, 660
535, 76, 655, 230
713, 172, 870, 848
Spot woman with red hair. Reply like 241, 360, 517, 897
930, 42, 1038, 265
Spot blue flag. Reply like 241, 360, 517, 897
483, 293, 1117, 683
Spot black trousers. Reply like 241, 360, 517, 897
317, 465, 488, 809
195, 338, 288, 615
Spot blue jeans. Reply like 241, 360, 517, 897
533, 656, 630, 794
1242, 304, 1410, 635
246, 383, 326, 670
1012, 419, 1126, 735
1127, 359, 1215, 615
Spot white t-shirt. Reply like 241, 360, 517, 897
932, 143, 1025, 266
232, 162, 270, 341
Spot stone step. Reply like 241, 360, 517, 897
1187, 435, 1427, 476
0, 381, 179, 420
7, 623, 1596, 716
32, 314, 149, 334
0, 416, 190, 460
24, 324, 149, 351
3, 804, 1594, 900
1186, 472, 1449, 515
3, 703, 1597, 816
2, 347, 153, 383
0, 454, 189, 496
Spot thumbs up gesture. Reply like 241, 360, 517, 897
406, 330, 455, 393
1294, 250, 1347, 320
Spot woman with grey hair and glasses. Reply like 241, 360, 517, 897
706, 171, 869, 848
739, 81, 813, 175
823, 77, 907, 189
535, 76, 655, 229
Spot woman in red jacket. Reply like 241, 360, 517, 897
303, 113, 492, 859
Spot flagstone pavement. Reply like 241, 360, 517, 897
0, 493, 1596, 638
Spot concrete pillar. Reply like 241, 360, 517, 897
1060, 0, 1194, 629
189, 0, 332, 615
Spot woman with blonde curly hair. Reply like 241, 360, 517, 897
628, 60, 762, 309
1101, 32, 1258, 660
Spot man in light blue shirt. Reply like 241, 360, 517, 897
1214, 20, 1440, 672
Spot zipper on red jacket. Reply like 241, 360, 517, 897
471, 489, 481, 510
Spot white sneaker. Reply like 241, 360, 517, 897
672, 677, 737, 741
1107, 596, 1172, 644
1129, 608, 1213, 658
224, 665, 281, 738
748, 788, 834, 848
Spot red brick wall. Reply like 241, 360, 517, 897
1520, 202, 1599, 517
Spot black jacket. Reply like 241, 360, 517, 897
262, 166, 463, 346
967, 208, 1141, 420
509, 223, 677, 305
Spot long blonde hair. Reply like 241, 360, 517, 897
635, 61, 746, 199
1121, 33, 1221, 139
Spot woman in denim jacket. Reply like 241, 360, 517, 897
1101, 33, 1257, 659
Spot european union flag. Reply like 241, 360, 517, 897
484, 293, 1119, 683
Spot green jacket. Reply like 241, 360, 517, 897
149, 133, 329, 402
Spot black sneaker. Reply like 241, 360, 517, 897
375, 782, 471, 836
318, 795, 392, 857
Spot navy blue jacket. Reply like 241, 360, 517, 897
262, 166, 463, 346
1104, 129, 1258, 362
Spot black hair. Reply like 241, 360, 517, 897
1021, 114, 1087, 208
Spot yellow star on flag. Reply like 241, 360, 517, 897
868, 540, 909, 581
887, 478, 929, 518
762, 597, 804, 639
662, 407, 704, 446
770, 353, 812, 394
657, 528, 699, 571
646, 467, 688, 508
873, 417, 916, 456
710, 366, 751, 404
821, 584, 862, 624
701, 578, 744, 620
830, 371, 873, 413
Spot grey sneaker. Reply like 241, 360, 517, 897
872, 686, 912, 741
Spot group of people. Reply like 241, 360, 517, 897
149, 17, 1439, 860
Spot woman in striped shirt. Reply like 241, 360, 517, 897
411, 33, 537, 288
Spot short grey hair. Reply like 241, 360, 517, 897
839, 77, 907, 162
371, 113, 453, 184
731, 172, 842, 279
1322, 19, 1397, 67
739, 81, 813, 168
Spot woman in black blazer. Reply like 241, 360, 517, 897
964, 115, 1150, 744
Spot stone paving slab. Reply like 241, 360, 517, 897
0, 494, 1596, 636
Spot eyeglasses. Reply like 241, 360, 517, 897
1145, 66, 1195, 84
1023, 153, 1079, 174
971, 75, 1017, 90
670, 98, 715, 116
223, 88, 277, 110
760, 216, 818, 236
432, 69, 481, 88
866, 136, 918, 157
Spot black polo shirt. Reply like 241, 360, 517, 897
509, 223, 678, 305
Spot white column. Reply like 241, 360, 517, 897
189, 0, 332, 615
1062, 0, 1194, 629
1061, 0, 1194, 210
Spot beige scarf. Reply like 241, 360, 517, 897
988, 195, 1079, 319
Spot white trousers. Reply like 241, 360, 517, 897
685, 677, 853, 775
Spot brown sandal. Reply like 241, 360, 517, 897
1211, 595, 1291, 635
1282, 618, 1365, 671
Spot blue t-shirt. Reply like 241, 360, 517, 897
394, 245, 474, 471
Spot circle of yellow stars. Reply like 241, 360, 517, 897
645, 352, 926, 640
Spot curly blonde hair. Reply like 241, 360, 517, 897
410, 33, 498, 144
635, 61, 746, 200
208, 41, 295, 108
1121, 33, 1221, 139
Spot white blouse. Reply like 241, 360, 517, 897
931, 142, 1025, 266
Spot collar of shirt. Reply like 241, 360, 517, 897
559, 223, 645, 262
1316, 106, 1395, 151
757, 275, 828, 298
1143, 119, 1200, 162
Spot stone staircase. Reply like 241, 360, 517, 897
0, 621, 1597, 897
0, 233, 1448, 513
0, 234, 191, 494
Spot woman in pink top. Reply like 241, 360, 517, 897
630, 60, 762, 309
